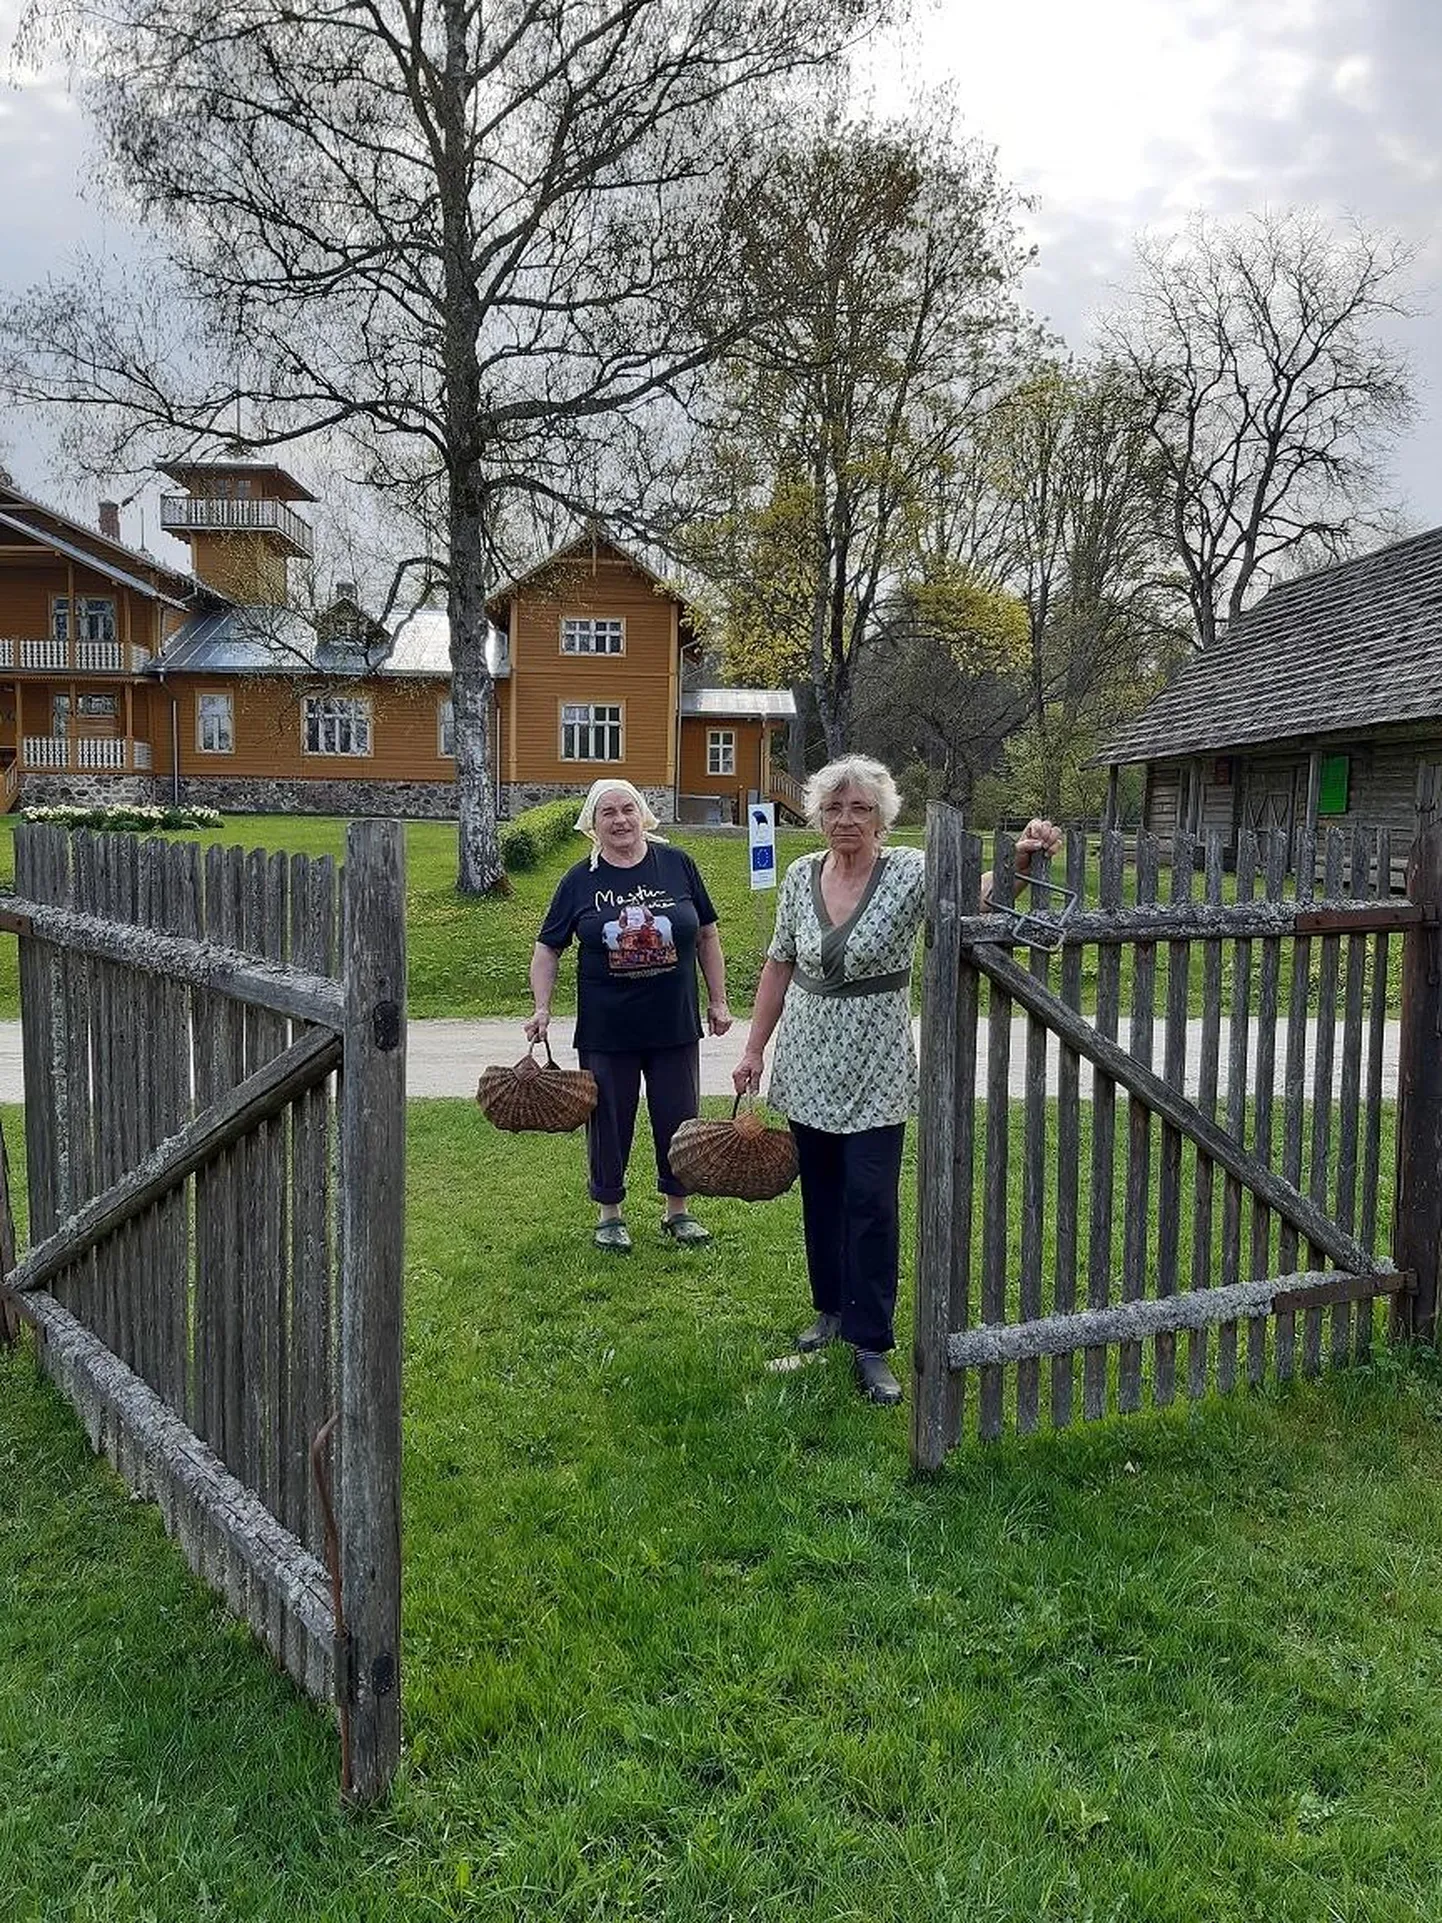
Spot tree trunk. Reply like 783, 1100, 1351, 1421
449, 459, 503, 896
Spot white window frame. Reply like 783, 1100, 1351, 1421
438, 697, 455, 758
51, 595, 117, 643
197, 691, 234, 755
706, 728, 736, 776
303, 694, 372, 757
560, 701, 623, 762
560, 616, 625, 656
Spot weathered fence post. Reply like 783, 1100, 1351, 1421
912, 803, 965, 1473
0, 1120, 20, 1347
1394, 770, 1442, 1342
338, 820, 407, 1802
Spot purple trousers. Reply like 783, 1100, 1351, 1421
578, 1042, 701, 1205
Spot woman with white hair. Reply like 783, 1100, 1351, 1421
734, 755, 1059, 1406
527, 779, 732, 1250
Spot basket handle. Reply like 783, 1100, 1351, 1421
731, 1092, 757, 1120
528, 1036, 559, 1070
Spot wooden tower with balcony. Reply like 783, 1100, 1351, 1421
157, 460, 315, 605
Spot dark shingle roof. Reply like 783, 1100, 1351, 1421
1098, 526, 1442, 765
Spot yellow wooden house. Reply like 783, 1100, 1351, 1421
0, 463, 797, 822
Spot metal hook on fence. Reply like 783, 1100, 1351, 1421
311, 1412, 352, 1798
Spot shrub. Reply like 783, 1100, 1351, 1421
19, 802, 224, 833
500, 797, 580, 872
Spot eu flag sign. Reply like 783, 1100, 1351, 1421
748, 801, 777, 891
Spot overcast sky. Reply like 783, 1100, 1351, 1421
2, 0, 1439, 567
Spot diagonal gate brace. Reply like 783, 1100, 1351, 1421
3, 1026, 342, 1304
962, 939, 1384, 1278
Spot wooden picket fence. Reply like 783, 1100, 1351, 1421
0, 819, 406, 1802
912, 792, 1442, 1472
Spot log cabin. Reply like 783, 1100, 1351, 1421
0, 463, 798, 822
1095, 525, 1442, 876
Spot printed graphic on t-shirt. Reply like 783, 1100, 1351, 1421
601, 901, 677, 972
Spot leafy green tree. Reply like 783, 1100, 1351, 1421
683, 108, 1031, 755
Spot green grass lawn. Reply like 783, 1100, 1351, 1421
5, 1099, 1442, 1920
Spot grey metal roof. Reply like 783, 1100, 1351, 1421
681, 687, 796, 719
151, 602, 509, 678
385, 608, 510, 678
151, 605, 320, 674
1098, 526, 1442, 766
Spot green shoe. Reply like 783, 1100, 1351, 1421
593, 1220, 632, 1252
660, 1212, 711, 1247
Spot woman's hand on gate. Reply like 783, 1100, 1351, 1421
1015, 818, 1063, 872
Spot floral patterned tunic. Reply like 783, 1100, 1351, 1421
766, 845, 926, 1133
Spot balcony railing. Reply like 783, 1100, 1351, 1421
0, 635, 148, 673
22, 637, 69, 670
77, 738, 126, 770
75, 640, 124, 672
159, 493, 314, 557
20, 736, 151, 773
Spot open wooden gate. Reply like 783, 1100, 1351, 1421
0, 819, 406, 1801
912, 793, 1442, 1472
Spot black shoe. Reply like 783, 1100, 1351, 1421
853, 1348, 902, 1406
796, 1312, 842, 1353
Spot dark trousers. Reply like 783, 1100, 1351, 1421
792, 1120, 906, 1354
579, 1042, 701, 1206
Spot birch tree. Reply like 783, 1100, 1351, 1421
5, 0, 898, 891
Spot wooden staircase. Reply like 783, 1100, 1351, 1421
767, 767, 806, 825
0, 762, 20, 814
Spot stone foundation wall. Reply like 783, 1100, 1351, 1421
20, 774, 161, 809
173, 775, 461, 819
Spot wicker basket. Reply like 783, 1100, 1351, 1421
476, 1039, 598, 1134
667, 1096, 798, 1201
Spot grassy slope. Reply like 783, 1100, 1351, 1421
5, 1100, 1442, 1921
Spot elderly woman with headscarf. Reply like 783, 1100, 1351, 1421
734, 755, 1060, 1407
526, 779, 732, 1250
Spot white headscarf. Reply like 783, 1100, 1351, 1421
574, 778, 669, 869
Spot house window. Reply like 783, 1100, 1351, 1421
560, 617, 624, 655
438, 698, 455, 757
197, 692, 234, 754
706, 728, 736, 776
1317, 753, 1350, 816
76, 694, 119, 718
304, 695, 372, 757
52, 596, 117, 642
561, 702, 622, 761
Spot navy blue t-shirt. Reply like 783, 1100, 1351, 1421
538, 843, 719, 1053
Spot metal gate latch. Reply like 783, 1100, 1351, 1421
992, 875, 1079, 953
